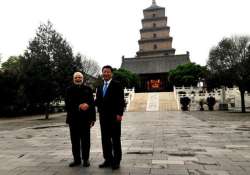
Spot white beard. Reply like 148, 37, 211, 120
73, 80, 83, 85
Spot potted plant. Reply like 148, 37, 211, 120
207, 96, 216, 111
180, 96, 191, 111
199, 98, 205, 111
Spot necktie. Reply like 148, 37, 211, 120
103, 82, 108, 97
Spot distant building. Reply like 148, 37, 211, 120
121, 0, 190, 92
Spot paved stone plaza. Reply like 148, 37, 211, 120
1, 111, 250, 175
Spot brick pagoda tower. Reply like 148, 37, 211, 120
121, 0, 190, 92
137, 0, 175, 57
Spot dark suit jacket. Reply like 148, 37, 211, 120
95, 80, 125, 118
65, 84, 96, 124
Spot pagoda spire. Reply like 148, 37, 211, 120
152, 0, 156, 5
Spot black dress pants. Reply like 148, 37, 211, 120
69, 122, 90, 162
99, 115, 122, 164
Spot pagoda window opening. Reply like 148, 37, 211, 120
152, 13, 156, 18
154, 44, 157, 49
153, 23, 156, 28
153, 33, 157, 38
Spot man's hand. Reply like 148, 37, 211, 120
79, 103, 89, 111
116, 115, 123, 122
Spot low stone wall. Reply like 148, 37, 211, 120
174, 86, 250, 111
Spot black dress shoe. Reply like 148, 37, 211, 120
83, 160, 90, 167
99, 161, 111, 168
69, 161, 81, 167
112, 163, 120, 170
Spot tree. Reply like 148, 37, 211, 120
113, 68, 139, 89
207, 35, 250, 113
1, 56, 22, 73
22, 21, 77, 119
0, 56, 27, 116
74, 53, 100, 77
0, 53, 2, 68
168, 63, 206, 87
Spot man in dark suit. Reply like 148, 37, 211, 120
65, 72, 96, 167
95, 65, 125, 170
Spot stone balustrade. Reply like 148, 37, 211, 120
124, 87, 135, 111
174, 86, 250, 111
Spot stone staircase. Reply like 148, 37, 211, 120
127, 93, 148, 112
127, 92, 178, 112
159, 92, 179, 111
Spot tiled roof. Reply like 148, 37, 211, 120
121, 54, 190, 74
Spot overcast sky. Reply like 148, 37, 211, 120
0, 0, 250, 68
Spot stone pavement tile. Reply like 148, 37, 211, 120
167, 164, 187, 171
151, 164, 168, 169
152, 153, 168, 160
184, 163, 204, 171
151, 168, 189, 175
120, 156, 137, 164
129, 168, 151, 174
52, 167, 81, 175
241, 153, 250, 159
81, 167, 113, 174
241, 166, 250, 172
111, 167, 150, 175
0, 163, 18, 171
228, 170, 249, 175
0, 169, 23, 175
204, 165, 223, 170
165, 169, 189, 175
132, 154, 153, 160
150, 168, 168, 175
195, 155, 219, 165
231, 161, 250, 167
20, 171, 57, 175
37, 161, 69, 168
225, 154, 249, 162
0, 159, 40, 171
188, 170, 230, 175
224, 145, 250, 149
12, 166, 49, 172
133, 161, 152, 168
167, 156, 198, 161
154, 147, 168, 152
152, 160, 185, 165
219, 165, 243, 171
205, 147, 233, 154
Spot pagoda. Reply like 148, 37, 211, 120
121, 0, 190, 91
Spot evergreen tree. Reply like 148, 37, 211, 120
0, 56, 26, 116
22, 21, 76, 119
113, 68, 139, 88
168, 63, 206, 87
